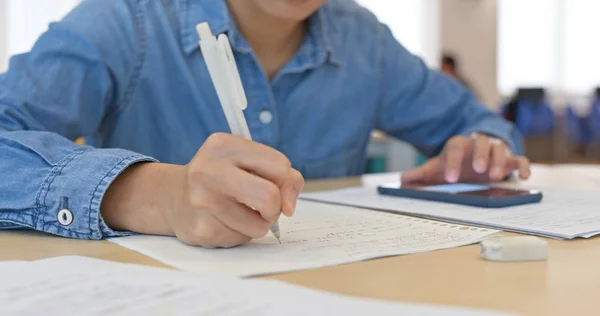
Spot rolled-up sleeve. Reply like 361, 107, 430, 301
375, 24, 523, 157
0, 0, 152, 239
0, 132, 156, 239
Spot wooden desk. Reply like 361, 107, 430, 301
1, 176, 599, 316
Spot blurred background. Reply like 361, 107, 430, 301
1, 0, 598, 173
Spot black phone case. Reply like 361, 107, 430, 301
377, 186, 543, 208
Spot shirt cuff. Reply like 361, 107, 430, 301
34, 148, 158, 240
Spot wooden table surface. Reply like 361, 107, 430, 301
1, 175, 599, 316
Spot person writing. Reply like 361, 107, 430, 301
0, 0, 530, 248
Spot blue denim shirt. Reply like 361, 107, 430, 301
0, 0, 522, 240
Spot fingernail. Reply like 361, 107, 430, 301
446, 170, 459, 183
474, 159, 486, 174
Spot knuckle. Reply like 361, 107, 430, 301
450, 135, 466, 142
519, 157, 530, 167
219, 236, 251, 249
190, 220, 222, 246
187, 164, 218, 189
260, 184, 280, 210
204, 133, 231, 152
446, 140, 465, 152
273, 152, 292, 174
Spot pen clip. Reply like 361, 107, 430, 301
217, 34, 248, 111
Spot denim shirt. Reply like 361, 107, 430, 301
0, 0, 522, 240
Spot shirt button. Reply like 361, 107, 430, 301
58, 209, 73, 226
259, 110, 273, 125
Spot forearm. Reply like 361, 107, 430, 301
101, 162, 185, 237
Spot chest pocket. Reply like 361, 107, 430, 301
295, 147, 363, 180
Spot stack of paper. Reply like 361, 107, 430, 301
519, 164, 600, 190
110, 200, 497, 277
302, 186, 600, 239
0, 256, 516, 316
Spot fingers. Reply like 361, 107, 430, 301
199, 164, 282, 223
279, 168, 304, 217
202, 133, 293, 186
506, 156, 531, 180
196, 133, 303, 221
211, 198, 272, 239
400, 165, 428, 184
444, 137, 468, 183
489, 142, 508, 181
178, 133, 304, 248
401, 159, 440, 184
181, 214, 252, 248
471, 134, 492, 174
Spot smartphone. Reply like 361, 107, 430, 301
377, 183, 543, 208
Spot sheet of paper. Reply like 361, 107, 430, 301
302, 187, 600, 240
0, 256, 516, 316
110, 200, 497, 277
514, 164, 600, 191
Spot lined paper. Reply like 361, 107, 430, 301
303, 186, 600, 239
110, 200, 497, 277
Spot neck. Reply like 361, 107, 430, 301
226, 0, 306, 52
226, 0, 307, 78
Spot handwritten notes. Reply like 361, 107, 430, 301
0, 256, 515, 316
303, 186, 600, 239
110, 200, 496, 277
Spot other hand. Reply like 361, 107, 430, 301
401, 134, 530, 185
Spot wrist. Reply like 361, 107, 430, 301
101, 162, 186, 236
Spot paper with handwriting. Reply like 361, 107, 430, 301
302, 186, 600, 239
110, 200, 497, 277
0, 256, 515, 316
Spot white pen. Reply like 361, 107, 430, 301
196, 22, 282, 244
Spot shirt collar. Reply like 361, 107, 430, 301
179, 0, 341, 67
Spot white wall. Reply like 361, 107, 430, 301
0, 0, 80, 73
440, 0, 499, 109
357, 0, 440, 67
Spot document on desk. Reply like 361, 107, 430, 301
110, 200, 497, 277
0, 256, 516, 316
302, 186, 600, 240
518, 164, 600, 190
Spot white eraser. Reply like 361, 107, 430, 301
480, 236, 548, 262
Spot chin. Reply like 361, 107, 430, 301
257, 0, 327, 21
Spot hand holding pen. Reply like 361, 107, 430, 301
100, 24, 303, 248
196, 23, 303, 244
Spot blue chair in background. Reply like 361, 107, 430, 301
565, 106, 593, 155
588, 89, 600, 140
505, 88, 554, 137
501, 88, 555, 161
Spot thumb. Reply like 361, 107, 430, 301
401, 164, 430, 184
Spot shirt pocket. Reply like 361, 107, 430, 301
296, 147, 363, 180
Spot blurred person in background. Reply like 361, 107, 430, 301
441, 53, 480, 100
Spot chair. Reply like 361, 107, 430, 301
565, 107, 593, 156
501, 88, 555, 161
